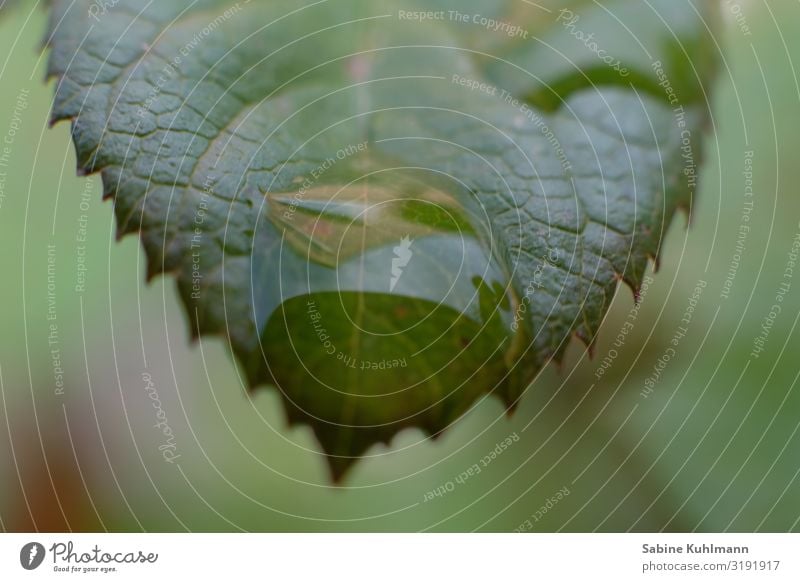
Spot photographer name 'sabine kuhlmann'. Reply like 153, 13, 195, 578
642, 544, 750, 555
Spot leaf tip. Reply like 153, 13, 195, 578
325, 455, 357, 484
504, 400, 520, 418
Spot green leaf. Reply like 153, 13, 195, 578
43, 0, 717, 479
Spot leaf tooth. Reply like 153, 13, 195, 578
427, 428, 445, 442
48, 110, 69, 128
583, 334, 598, 359
647, 252, 662, 274
144, 264, 161, 283
143, 245, 167, 282
308, 424, 370, 484
676, 201, 694, 227
504, 399, 520, 417
98, 168, 121, 201
618, 266, 647, 301
187, 322, 201, 343
43, 58, 60, 82
113, 204, 143, 240
69, 129, 100, 174
326, 454, 358, 485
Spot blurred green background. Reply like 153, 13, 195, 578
1, 2, 799, 532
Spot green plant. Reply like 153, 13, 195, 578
33, 0, 717, 479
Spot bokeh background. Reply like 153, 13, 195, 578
1, 1, 799, 532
